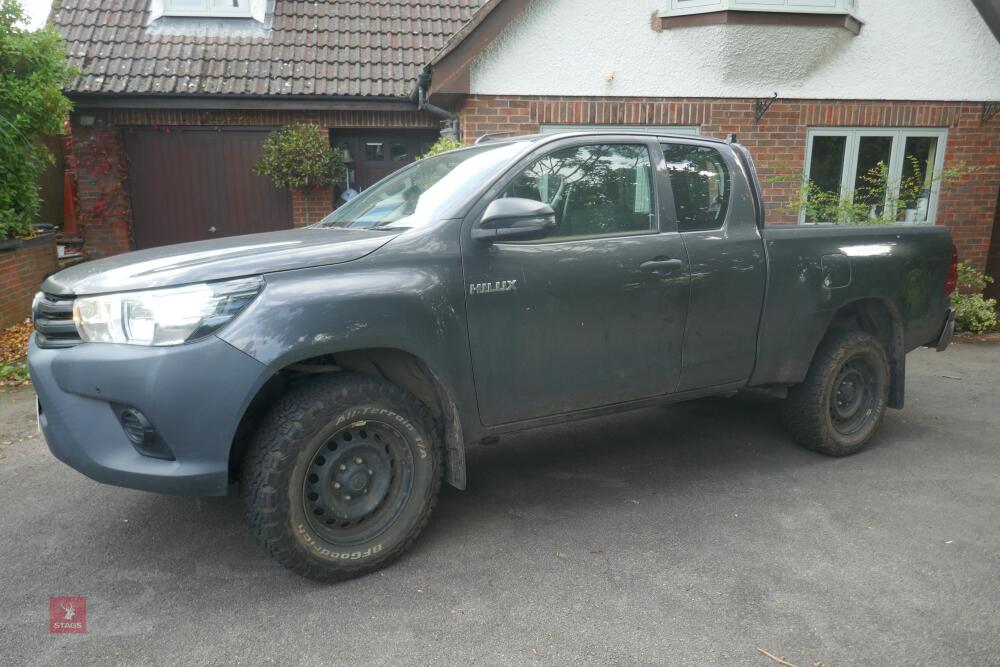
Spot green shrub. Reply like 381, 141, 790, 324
254, 124, 346, 189
0, 0, 73, 239
951, 263, 997, 333
417, 135, 465, 160
0, 360, 29, 383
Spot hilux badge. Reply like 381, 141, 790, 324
469, 280, 518, 295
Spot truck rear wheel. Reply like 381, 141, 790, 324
241, 373, 442, 582
780, 329, 889, 456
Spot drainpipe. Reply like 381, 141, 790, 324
410, 66, 459, 140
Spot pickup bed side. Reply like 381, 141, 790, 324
751, 224, 953, 406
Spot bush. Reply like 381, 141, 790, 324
0, 0, 73, 239
0, 360, 28, 383
254, 124, 345, 190
417, 135, 465, 160
951, 263, 997, 333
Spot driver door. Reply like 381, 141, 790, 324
462, 139, 691, 426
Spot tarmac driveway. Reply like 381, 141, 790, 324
0, 344, 997, 666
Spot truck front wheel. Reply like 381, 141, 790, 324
241, 374, 442, 582
780, 329, 890, 456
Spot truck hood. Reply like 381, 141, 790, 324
42, 228, 397, 296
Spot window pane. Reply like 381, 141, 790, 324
501, 144, 655, 240
390, 143, 409, 161
805, 135, 847, 223
662, 143, 731, 232
168, 0, 208, 9
897, 136, 939, 223
365, 142, 384, 161
853, 135, 893, 219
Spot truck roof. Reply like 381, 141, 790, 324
473, 130, 729, 146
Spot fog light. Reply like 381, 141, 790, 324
115, 406, 175, 460
120, 409, 151, 444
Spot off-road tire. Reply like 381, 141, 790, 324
241, 373, 442, 582
780, 329, 890, 457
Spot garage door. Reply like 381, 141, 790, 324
124, 128, 292, 249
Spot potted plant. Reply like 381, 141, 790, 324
253, 124, 346, 222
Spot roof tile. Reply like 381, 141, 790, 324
54, 0, 483, 97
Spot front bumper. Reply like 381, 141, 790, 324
28, 334, 273, 496
934, 307, 956, 352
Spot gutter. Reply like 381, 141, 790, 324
409, 66, 460, 139
66, 92, 423, 113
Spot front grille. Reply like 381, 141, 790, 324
33, 293, 81, 348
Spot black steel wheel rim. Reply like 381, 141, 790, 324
829, 354, 878, 436
302, 421, 414, 546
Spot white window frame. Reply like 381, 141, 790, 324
661, 0, 857, 18
162, 0, 252, 18
802, 127, 949, 225
540, 124, 699, 136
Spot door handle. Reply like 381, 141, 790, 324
640, 258, 683, 273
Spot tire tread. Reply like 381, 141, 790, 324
780, 328, 889, 457
240, 373, 442, 583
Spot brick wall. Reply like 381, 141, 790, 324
71, 125, 134, 258
291, 187, 335, 228
456, 96, 1000, 270
68, 107, 442, 257
0, 234, 58, 329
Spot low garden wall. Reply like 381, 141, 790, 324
0, 233, 58, 329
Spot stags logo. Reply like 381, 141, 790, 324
50, 596, 87, 634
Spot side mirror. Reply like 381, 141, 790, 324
472, 197, 557, 243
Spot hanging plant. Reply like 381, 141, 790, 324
253, 124, 346, 190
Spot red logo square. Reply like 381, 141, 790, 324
49, 596, 87, 634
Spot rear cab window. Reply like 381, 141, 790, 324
661, 143, 731, 233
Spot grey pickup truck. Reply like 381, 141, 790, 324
29, 131, 957, 581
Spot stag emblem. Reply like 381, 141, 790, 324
60, 602, 76, 620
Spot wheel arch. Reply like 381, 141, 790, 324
821, 297, 906, 409
229, 347, 467, 490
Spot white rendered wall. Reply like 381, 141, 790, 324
469, 0, 1000, 101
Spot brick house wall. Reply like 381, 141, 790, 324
0, 234, 58, 329
68, 107, 441, 259
456, 96, 1000, 270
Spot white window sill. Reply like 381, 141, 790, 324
658, 7, 855, 18
161, 12, 254, 18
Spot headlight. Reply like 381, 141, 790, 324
73, 277, 263, 346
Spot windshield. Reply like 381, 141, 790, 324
314, 142, 531, 231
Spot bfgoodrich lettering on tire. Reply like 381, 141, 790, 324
780, 329, 890, 457
241, 373, 442, 582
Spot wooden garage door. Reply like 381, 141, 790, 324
124, 128, 291, 249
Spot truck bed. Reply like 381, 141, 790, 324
751, 223, 953, 389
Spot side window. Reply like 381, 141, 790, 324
662, 143, 731, 233
500, 144, 655, 241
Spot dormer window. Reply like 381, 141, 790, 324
658, 0, 862, 33
163, 0, 252, 18
664, 0, 857, 16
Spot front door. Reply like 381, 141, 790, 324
463, 140, 691, 426
331, 130, 440, 193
